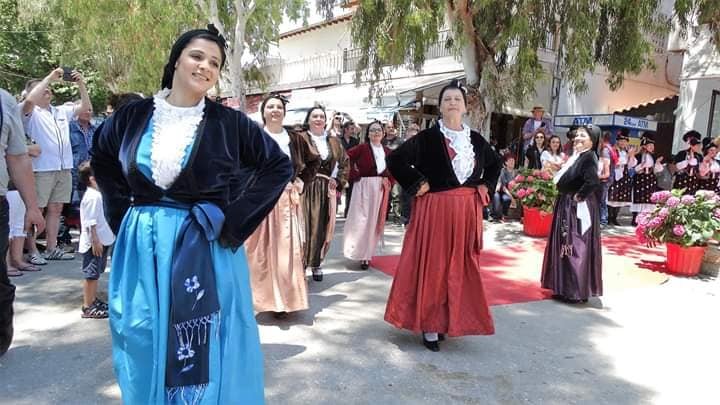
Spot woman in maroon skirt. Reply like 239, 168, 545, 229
541, 125, 602, 303
384, 81, 500, 352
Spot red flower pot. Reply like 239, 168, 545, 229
523, 206, 553, 237
666, 242, 705, 276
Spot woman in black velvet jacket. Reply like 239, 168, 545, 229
91, 27, 291, 404
384, 81, 500, 352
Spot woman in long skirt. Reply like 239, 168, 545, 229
606, 130, 633, 226
672, 130, 703, 195
384, 81, 500, 352
541, 125, 603, 303
301, 106, 349, 282
343, 120, 393, 269
630, 136, 664, 224
91, 27, 292, 404
245, 95, 320, 318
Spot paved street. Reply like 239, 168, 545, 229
1, 218, 718, 405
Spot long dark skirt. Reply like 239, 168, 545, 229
303, 176, 336, 268
541, 193, 603, 301
673, 172, 699, 195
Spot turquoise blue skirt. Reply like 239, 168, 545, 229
109, 205, 264, 404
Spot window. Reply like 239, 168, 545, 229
709, 90, 720, 138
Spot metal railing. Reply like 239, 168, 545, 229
259, 52, 343, 87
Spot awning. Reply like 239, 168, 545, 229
284, 71, 465, 123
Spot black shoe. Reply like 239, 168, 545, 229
273, 311, 288, 319
360, 261, 369, 270
438, 333, 445, 342
312, 268, 323, 282
422, 337, 440, 352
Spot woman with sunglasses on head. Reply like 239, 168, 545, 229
541, 125, 603, 304
525, 130, 546, 169
343, 120, 394, 270
384, 80, 500, 352
328, 112, 343, 137
91, 26, 292, 404
245, 95, 320, 319
301, 106, 349, 282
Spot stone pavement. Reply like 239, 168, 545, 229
0, 218, 718, 404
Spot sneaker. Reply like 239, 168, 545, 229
26, 252, 48, 266
81, 302, 108, 319
93, 298, 109, 311
44, 247, 75, 260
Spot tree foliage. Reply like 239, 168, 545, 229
322, 0, 716, 127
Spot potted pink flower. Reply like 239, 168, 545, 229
636, 189, 720, 276
509, 169, 558, 237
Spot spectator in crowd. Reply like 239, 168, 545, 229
405, 122, 420, 139
77, 162, 114, 319
524, 130, 545, 169
381, 119, 403, 150
399, 122, 422, 224
67, 102, 97, 238
20, 67, 91, 262
328, 112, 343, 137
522, 105, 554, 153
340, 120, 360, 217
104, 92, 144, 117
492, 153, 518, 222
1, 87, 45, 356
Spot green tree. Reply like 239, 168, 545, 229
0, 0, 55, 94
320, 1, 714, 130
195, 0, 309, 110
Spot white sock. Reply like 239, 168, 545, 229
423, 332, 438, 342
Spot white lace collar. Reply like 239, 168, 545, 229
309, 130, 329, 160
265, 126, 291, 158
150, 88, 205, 189
439, 120, 475, 184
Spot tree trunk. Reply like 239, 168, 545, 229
230, 12, 247, 111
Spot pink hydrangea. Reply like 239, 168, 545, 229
666, 197, 681, 207
515, 175, 525, 182
527, 176, 536, 182
658, 208, 669, 218
541, 171, 553, 180
516, 189, 527, 198
681, 195, 696, 205
508, 180, 517, 190
532, 170, 542, 177
648, 216, 665, 228
652, 191, 672, 204
714, 208, 720, 219
636, 212, 649, 226
635, 225, 648, 244
673, 224, 686, 236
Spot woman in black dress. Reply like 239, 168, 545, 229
672, 130, 703, 195
524, 130, 545, 170
541, 125, 602, 303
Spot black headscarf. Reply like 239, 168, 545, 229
160, 24, 227, 90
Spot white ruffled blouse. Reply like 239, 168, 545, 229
370, 143, 386, 174
150, 89, 205, 189
439, 120, 475, 184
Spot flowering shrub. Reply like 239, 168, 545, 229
508, 169, 558, 213
636, 189, 720, 247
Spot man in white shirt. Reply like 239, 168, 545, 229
20, 67, 92, 262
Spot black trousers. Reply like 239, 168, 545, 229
0, 197, 13, 356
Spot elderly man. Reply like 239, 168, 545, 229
20, 67, 91, 263
522, 105, 554, 152
0, 88, 46, 356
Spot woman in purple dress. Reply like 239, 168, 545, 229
541, 125, 603, 303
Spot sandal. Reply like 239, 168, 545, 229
26, 252, 47, 266
44, 247, 75, 260
17, 264, 41, 272
93, 298, 108, 311
7, 268, 23, 277
81, 302, 108, 319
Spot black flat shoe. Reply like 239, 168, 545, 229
422, 337, 440, 352
360, 261, 369, 270
438, 333, 445, 342
311, 268, 323, 282
273, 311, 288, 319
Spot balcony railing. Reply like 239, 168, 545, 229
260, 52, 344, 89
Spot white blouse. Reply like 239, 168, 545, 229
150, 89, 205, 189
439, 120, 475, 184
370, 143, 386, 174
265, 127, 291, 158
310, 131, 329, 160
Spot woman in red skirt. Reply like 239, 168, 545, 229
384, 81, 501, 352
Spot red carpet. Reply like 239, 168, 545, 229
370, 234, 669, 306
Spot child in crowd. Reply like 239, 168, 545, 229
78, 162, 114, 319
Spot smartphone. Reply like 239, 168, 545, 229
62, 67, 75, 82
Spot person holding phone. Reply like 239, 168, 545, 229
19, 67, 92, 263
522, 105, 554, 153
384, 81, 500, 352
